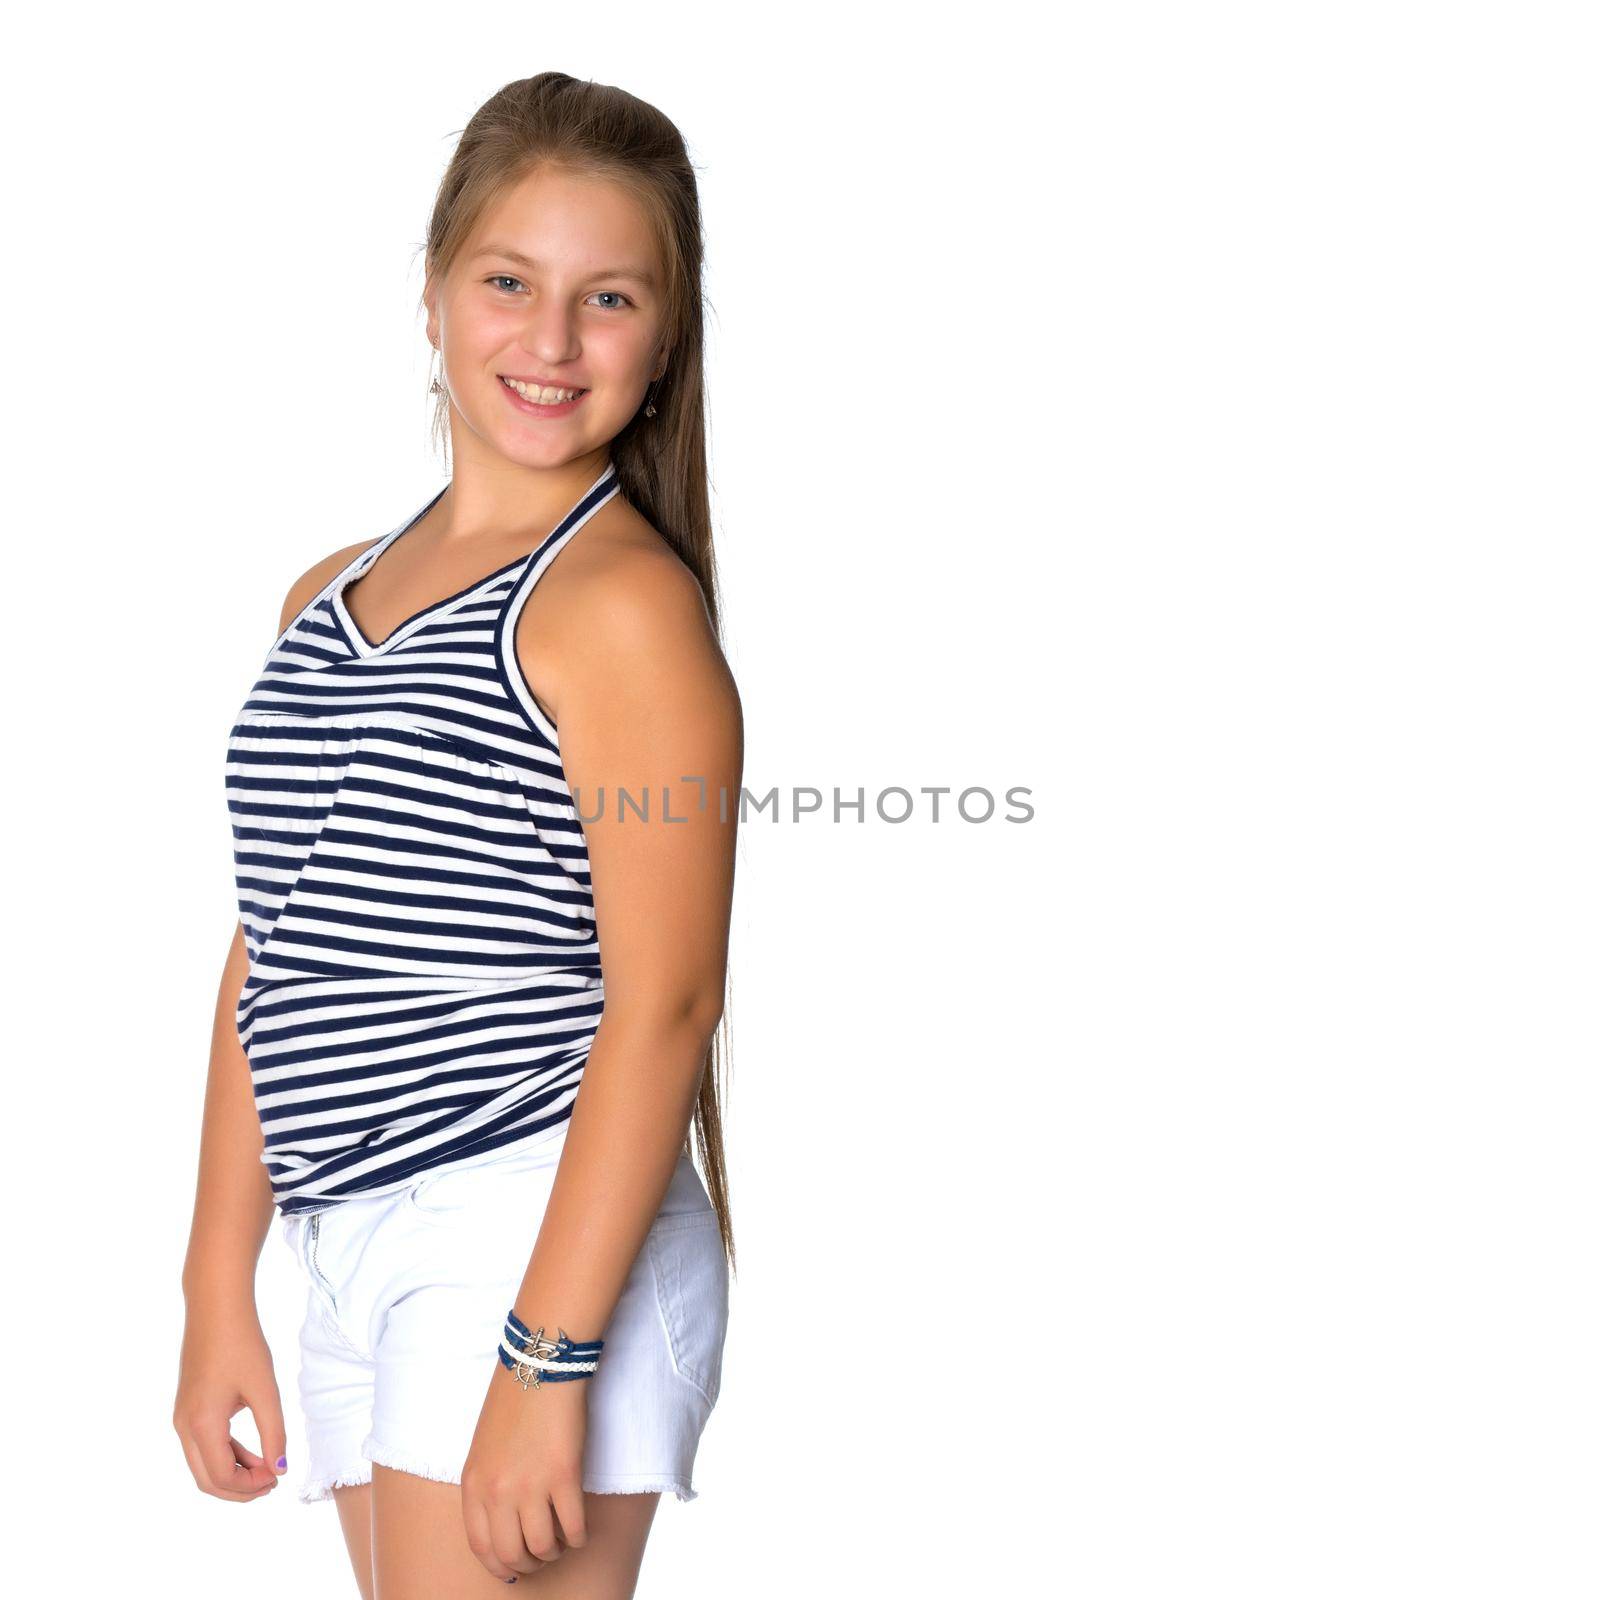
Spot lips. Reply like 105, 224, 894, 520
497, 375, 589, 416
499, 375, 588, 402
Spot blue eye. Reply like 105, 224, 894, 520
484, 275, 632, 308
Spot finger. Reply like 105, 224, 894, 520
247, 1383, 290, 1483
199, 1418, 258, 1496
227, 1433, 279, 1493
550, 1475, 588, 1550
177, 1426, 275, 1501
462, 1492, 522, 1583
491, 1497, 546, 1576
518, 1494, 563, 1566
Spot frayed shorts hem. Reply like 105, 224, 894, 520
295, 1435, 460, 1505
300, 1438, 698, 1505
584, 1472, 699, 1503
298, 1460, 373, 1504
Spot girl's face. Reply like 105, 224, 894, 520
425, 165, 668, 469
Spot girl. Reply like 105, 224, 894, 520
174, 72, 741, 1598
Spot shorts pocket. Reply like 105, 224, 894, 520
646, 1210, 728, 1407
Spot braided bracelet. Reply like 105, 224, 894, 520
497, 1307, 605, 1390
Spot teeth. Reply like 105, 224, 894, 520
503, 377, 584, 404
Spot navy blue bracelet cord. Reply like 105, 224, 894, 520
498, 1308, 605, 1389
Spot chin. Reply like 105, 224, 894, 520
500, 434, 596, 471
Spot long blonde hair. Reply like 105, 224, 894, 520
417, 72, 737, 1273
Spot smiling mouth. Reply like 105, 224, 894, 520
499, 375, 588, 403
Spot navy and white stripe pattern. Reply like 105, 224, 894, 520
226, 463, 622, 1214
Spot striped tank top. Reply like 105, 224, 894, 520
225, 462, 622, 1215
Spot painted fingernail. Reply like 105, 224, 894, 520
275, 1456, 288, 1472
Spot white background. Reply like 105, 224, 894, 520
4, 2, 1596, 1595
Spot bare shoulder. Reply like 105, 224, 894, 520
517, 498, 740, 731
275, 536, 378, 635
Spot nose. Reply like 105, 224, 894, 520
517, 298, 582, 368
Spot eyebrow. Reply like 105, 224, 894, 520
470, 245, 656, 288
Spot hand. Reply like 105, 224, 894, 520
460, 1364, 592, 1581
172, 1298, 288, 1501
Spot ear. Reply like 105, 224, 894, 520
422, 278, 440, 349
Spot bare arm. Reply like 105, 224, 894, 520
460, 536, 741, 1576
180, 921, 273, 1303
511, 545, 742, 1341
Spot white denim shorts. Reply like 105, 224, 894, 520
275, 1124, 729, 1506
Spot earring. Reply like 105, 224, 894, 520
429, 347, 445, 395
643, 377, 661, 418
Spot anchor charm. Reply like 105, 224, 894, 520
508, 1324, 571, 1390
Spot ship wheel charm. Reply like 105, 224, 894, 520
510, 1324, 570, 1390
